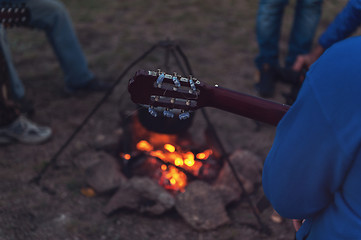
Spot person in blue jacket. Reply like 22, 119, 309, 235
263, 36, 361, 239
293, 0, 361, 70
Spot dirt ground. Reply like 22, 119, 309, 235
0, 0, 352, 239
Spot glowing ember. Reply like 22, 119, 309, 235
161, 165, 187, 191
174, 157, 183, 166
196, 149, 212, 160
164, 144, 176, 153
123, 154, 131, 160
134, 139, 212, 192
161, 164, 167, 171
137, 140, 154, 152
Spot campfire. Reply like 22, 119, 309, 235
119, 112, 220, 193
76, 102, 263, 231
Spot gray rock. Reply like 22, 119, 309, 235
104, 177, 175, 215
215, 149, 262, 195
175, 181, 230, 230
84, 152, 126, 193
213, 184, 240, 205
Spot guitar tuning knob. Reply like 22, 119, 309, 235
172, 73, 181, 88
179, 112, 190, 120
156, 72, 165, 87
148, 107, 158, 117
163, 109, 174, 118
189, 76, 197, 92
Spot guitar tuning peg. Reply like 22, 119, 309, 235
156, 72, 165, 87
172, 72, 181, 88
179, 112, 190, 120
163, 109, 174, 118
148, 107, 158, 117
189, 76, 197, 91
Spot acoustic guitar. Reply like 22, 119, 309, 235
128, 70, 290, 126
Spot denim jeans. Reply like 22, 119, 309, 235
255, 0, 323, 69
0, 48, 19, 126
0, 0, 94, 99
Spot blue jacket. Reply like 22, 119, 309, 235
263, 36, 361, 239
319, 0, 361, 49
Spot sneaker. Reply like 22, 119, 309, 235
65, 78, 112, 95
0, 116, 52, 144
254, 64, 277, 98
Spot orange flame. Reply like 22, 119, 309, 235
135, 139, 213, 192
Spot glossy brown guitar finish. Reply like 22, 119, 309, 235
128, 70, 290, 126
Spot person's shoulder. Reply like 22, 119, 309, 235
349, 0, 361, 9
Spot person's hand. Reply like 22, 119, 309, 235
292, 219, 304, 231
292, 45, 325, 72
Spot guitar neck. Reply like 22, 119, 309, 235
204, 85, 290, 126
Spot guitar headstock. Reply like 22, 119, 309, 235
128, 70, 206, 120
0, 3, 31, 28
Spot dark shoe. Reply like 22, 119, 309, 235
254, 64, 277, 98
277, 67, 306, 85
13, 97, 35, 117
65, 78, 111, 95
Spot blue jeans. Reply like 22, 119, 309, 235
255, 0, 323, 69
0, 0, 94, 99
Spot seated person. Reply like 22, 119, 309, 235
0, 0, 110, 109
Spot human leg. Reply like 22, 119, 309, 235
24, 0, 94, 89
0, 25, 25, 99
255, 0, 289, 69
286, 0, 322, 68
0, 37, 51, 144
255, 0, 290, 97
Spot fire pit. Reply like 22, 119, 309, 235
74, 107, 263, 231
119, 112, 222, 193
